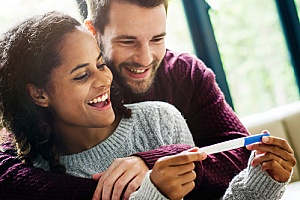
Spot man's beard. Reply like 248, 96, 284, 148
106, 59, 159, 97
100, 41, 161, 97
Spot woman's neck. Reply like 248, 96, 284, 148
53, 114, 122, 155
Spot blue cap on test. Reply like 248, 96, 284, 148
244, 132, 270, 146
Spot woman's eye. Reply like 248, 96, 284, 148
74, 73, 88, 81
97, 64, 106, 70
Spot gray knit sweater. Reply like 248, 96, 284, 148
34, 101, 288, 200
34, 102, 195, 184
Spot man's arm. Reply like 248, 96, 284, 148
0, 148, 96, 200
0, 143, 194, 199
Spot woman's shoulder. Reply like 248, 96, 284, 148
124, 101, 184, 125
125, 101, 179, 114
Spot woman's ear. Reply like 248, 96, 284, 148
26, 84, 49, 107
84, 19, 96, 36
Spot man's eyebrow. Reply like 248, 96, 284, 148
70, 52, 102, 74
152, 32, 167, 38
114, 35, 136, 40
113, 32, 167, 40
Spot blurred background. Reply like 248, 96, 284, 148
1, 0, 299, 117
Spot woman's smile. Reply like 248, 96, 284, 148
87, 92, 111, 109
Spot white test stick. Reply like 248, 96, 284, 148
198, 132, 270, 155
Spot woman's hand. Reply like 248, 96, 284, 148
92, 156, 148, 200
150, 147, 207, 200
246, 131, 296, 182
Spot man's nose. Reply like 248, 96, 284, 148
133, 44, 153, 67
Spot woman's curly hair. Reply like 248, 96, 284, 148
0, 11, 130, 174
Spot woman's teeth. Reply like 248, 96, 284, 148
88, 93, 108, 104
129, 68, 146, 74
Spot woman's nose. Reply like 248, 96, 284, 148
92, 68, 113, 89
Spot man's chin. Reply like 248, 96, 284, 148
125, 82, 152, 96
128, 86, 150, 95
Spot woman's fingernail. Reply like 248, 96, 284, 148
262, 136, 269, 143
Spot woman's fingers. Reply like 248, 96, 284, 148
246, 135, 296, 182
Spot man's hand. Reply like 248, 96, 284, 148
92, 156, 148, 200
150, 147, 207, 200
246, 131, 296, 182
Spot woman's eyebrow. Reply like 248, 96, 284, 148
70, 63, 89, 74
70, 53, 103, 74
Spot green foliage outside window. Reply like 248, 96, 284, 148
207, 0, 300, 116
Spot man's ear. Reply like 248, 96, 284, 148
84, 19, 97, 36
26, 84, 49, 107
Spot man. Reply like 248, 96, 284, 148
85, 0, 251, 198
0, 1, 251, 200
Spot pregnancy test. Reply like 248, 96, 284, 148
199, 132, 270, 155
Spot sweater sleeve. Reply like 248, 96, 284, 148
129, 170, 169, 200
134, 148, 290, 200
0, 150, 97, 200
221, 151, 288, 200
169, 54, 252, 199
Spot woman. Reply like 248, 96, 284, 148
0, 11, 296, 200
0, 10, 197, 199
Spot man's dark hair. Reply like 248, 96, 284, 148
87, 0, 168, 34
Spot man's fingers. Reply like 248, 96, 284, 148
110, 170, 141, 200
93, 180, 104, 200
101, 169, 126, 200
94, 161, 125, 200
93, 156, 148, 200
92, 172, 104, 181
121, 174, 145, 200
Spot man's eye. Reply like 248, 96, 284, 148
74, 73, 88, 80
151, 37, 164, 43
120, 40, 135, 45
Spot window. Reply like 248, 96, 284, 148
0, 0, 81, 34
165, 1, 195, 55
207, 0, 299, 116
296, 0, 300, 20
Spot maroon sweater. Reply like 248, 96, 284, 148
121, 49, 251, 198
0, 50, 250, 199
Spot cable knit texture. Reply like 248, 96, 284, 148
130, 152, 289, 200
33, 101, 195, 199
0, 49, 251, 199
221, 151, 288, 200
